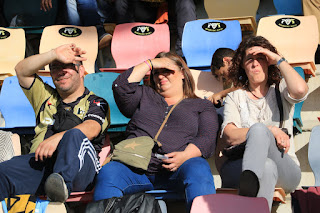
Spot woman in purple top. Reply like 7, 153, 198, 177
93, 52, 219, 212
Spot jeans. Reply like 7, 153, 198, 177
93, 157, 215, 212
65, 0, 107, 39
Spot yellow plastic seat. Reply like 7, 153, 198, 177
204, 0, 259, 34
0, 27, 25, 82
39, 25, 98, 75
257, 15, 319, 76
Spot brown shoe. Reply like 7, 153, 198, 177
98, 34, 112, 50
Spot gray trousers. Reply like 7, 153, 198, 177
220, 123, 301, 210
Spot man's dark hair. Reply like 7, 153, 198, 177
211, 48, 235, 78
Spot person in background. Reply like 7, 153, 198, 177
93, 51, 218, 212
0, 131, 20, 162
220, 36, 308, 210
208, 48, 237, 107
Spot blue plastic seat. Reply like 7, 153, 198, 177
308, 125, 320, 186
273, 0, 303, 15
293, 67, 305, 134
84, 72, 131, 132
182, 19, 242, 71
0, 76, 54, 131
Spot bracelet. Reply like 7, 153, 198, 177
144, 59, 153, 71
276, 57, 287, 68
148, 59, 153, 71
144, 60, 152, 71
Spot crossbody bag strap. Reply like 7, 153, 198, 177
154, 98, 183, 147
275, 83, 284, 128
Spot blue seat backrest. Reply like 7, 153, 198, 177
0, 76, 54, 128
3, 0, 58, 28
293, 67, 305, 126
182, 19, 242, 71
84, 72, 130, 132
273, 0, 303, 15
308, 125, 320, 186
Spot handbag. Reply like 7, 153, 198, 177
85, 192, 162, 213
222, 83, 288, 161
111, 99, 183, 171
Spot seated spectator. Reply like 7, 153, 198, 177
0, 131, 20, 162
41, 0, 112, 49
208, 48, 237, 107
93, 52, 219, 212
220, 36, 308, 210
114, 0, 196, 56
0, 44, 110, 202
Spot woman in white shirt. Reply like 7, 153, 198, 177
220, 36, 308, 210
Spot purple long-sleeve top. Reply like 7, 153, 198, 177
112, 68, 219, 174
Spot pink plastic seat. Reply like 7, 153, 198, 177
100, 22, 170, 73
190, 193, 269, 213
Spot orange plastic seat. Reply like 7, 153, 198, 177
0, 27, 25, 81
100, 22, 170, 73
257, 15, 319, 76
39, 25, 98, 75
190, 69, 223, 99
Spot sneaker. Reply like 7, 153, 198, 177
45, 173, 69, 202
238, 170, 260, 197
98, 34, 112, 50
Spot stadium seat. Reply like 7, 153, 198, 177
273, 0, 303, 15
308, 125, 320, 186
39, 25, 98, 75
0, 76, 54, 131
204, 0, 259, 33
216, 188, 286, 204
190, 193, 269, 213
0, 27, 25, 82
257, 15, 319, 76
3, 0, 58, 34
182, 19, 242, 71
190, 69, 223, 99
100, 22, 170, 73
84, 72, 130, 132
293, 67, 306, 134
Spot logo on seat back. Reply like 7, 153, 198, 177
202, 22, 226, 32
131, 25, 155, 36
59, 27, 82, 37
275, 18, 301, 28
0, 30, 10, 39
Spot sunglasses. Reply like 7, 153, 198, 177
50, 63, 80, 73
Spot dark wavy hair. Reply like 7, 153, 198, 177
149, 52, 198, 99
228, 36, 282, 88
211, 48, 235, 78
